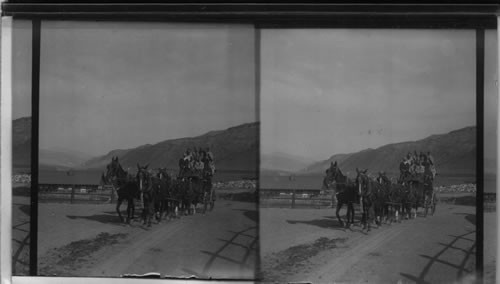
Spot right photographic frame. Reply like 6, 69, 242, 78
259, 28, 497, 283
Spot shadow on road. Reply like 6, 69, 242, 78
286, 218, 347, 232
13, 204, 31, 216
232, 209, 258, 223
400, 230, 476, 284
453, 213, 476, 226
67, 213, 122, 225
195, 226, 258, 279
12, 225, 30, 275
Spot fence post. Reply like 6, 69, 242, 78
70, 185, 75, 204
291, 190, 295, 209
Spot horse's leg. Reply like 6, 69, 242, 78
348, 202, 355, 226
116, 198, 124, 223
203, 191, 208, 214
361, 203, 367, 230
368, 203, 375, 231
175, 201, 179, 218
210, 188, 215, 211
142, 198, 147, 225
336, 202, 344, 227
148, 201, 153, 227
160, 199, 166, 221
125, 199, 130, 224
385, 203, 390, 224
346, 202, 353, 228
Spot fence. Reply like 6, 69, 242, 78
38, 184, 113, 204
484, 193, 496, 212
260, 188, 333, 209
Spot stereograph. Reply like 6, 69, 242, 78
0, 2, 498, 284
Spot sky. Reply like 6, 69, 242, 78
11, 24, 498, 167
13, 21, 256, 156
261, 29, 497, 162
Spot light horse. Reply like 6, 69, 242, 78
136, 164, 155, 227
322, 162, 357, 228
104, 157, 140, 224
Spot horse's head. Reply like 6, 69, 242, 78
323, 161, 339, 188
104, 156, 127, 183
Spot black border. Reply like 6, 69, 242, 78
29, 18, 40, 276
1, 3, 498, 29
476, 28, 485, 279
4, 2, 495, 282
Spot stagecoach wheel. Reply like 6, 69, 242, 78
423, 197, 428, 218
431, 195, 437, 216
202, 192, 209, 214
210, 191, 215, 211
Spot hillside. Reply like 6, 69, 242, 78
80, 122, 258, 172
13, 117, 93, 169
301, 126, 476, 176
261, 152, 314, 173
39, 148, 93, 169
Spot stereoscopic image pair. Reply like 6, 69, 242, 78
9, 21, 496, 283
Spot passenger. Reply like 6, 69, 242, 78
183, 149, 192, 162
194, 159, 204, 174
206, 147, 215, 175
377, 171, 390, 185
206, 147, 214, 162
416, 161, 425, 175
427, 151, 434, 165
192, 147, 198, 161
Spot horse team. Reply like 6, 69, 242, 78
323, 161, 436, 232
103, 156, 215, 226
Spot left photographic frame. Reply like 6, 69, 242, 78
8, 19, 259, 279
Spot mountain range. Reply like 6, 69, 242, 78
13, 117, 258, 172
260, 152, 315, 173
13, 117, 94, 169
300, 126, 477, 175
79, 122, 258, 171
13, 117, 479, 176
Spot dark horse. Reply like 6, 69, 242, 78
202, 158, 215, 214
185, 175, 204, 215
355, 168, 383, 232
136, 164, 155, 227
152, 168, 172, 222
104, 157, 140, 224
322, 162, 358, 228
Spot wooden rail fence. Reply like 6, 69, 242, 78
260, 188, 333, 209
38, 184, 113, 204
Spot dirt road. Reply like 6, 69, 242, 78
37, 197, 257, 279
12, 195, 31, 276
260, 204, 476, 283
